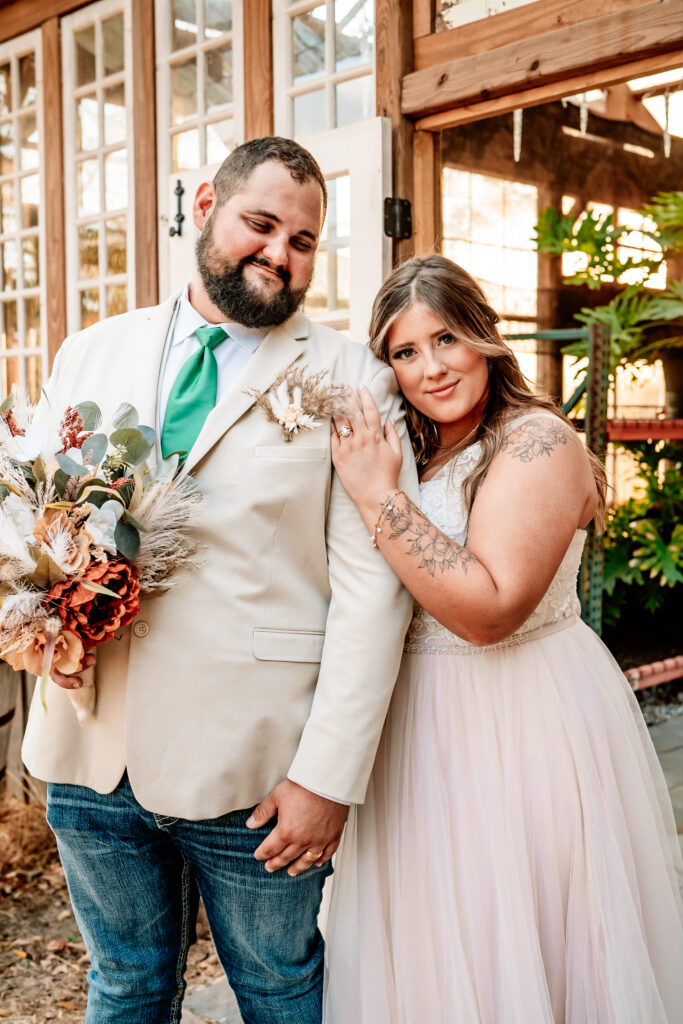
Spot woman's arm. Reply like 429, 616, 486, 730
332, 390, 598, 645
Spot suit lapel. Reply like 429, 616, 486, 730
130, 290, 182, 438
182, 311, 310, 475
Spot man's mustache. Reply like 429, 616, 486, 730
243, 255, 291, 286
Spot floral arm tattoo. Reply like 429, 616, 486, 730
379, 491, 478, 578
501, 418, 570, 462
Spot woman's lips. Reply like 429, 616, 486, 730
426, 381, 459, 397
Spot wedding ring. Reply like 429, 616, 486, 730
304, 849, 323, 860
339, 424, 352, 438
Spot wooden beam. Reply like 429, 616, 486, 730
403, 0, 683, 119
41, 18, 66, 369
414, 49, 683, 131
413, 130, 441, 254
131, 0, 158, 309
244, 0, 273, 139
376, 0, 415, 264
413, 0, 434, 39
602, 84, 663, 135
0, 0, 90, 45
414, 0, 647, 70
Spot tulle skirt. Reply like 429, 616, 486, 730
323, 618, 683, 1024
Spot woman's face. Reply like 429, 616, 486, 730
386, 301, 490, 446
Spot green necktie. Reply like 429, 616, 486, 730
161, 326, 227, 458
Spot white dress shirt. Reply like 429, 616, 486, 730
158, 284, 267, 436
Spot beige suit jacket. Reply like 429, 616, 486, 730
22, 291, 418, 818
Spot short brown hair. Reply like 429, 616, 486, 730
212, 137, 327, 215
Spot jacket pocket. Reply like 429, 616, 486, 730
253, 628, 325, 663
253, 446, 326, 461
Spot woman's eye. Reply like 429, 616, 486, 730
391, 347, 415, 360
437, 333, 455, 346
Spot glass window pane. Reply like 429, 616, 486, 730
77, 93, 99, 151
75, 25, 96, 87
19, 53, 37, 107
78, 158, 101, 216
0, 122, 14, 176
106, 216, 126, 275
20, 175, 39, 228
336, 75, 373, 128
332, 174, 350, 237
106, 283, 127, 317
293, 8, 326, 84
79, 223, 99, 279
293, 89, 326, 136
336, 246, 350, 309
205, 0, 232, 37
335, 0, 374, 71
1, 357, 21, 393
305, 249, 328, 313
104, 83, 127, 145
205, 45, 232, 112
1, 240, 18, 291
171, 57, 197, 124
206, 119, 234, 163
26, 354, 42, 402
1, 301, 18, 349
22, 236, 39, 288
172, 128, 199, 171
0, 64, 11, 116
104, 148, 128, 211
102, 13, 125, 76
0, 180, 16, 234
80, 287, 100, 328
24, 296, 40, 347
19, 112, 38, 170
172, 0, 198, 51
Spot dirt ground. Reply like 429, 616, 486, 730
0, 798, 219, 1023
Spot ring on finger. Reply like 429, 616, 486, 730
304, 849, 323, 860
338, 424, 352, 438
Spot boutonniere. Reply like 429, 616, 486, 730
248, 365, 349, 442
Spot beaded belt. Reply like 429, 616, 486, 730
403, 613, 579, 656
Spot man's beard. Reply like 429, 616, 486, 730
195, 218, 311, 328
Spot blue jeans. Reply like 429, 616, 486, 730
46, 774, 332, 1024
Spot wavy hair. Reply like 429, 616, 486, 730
368, 254, 606, 531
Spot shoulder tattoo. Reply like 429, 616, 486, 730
381, 492, 477, 578
501, 418, 571, 463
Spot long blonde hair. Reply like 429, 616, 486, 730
369, 254, 606, 530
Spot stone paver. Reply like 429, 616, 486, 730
182, 979, 241, 1024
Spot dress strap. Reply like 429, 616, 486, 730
503, 410, 562, 437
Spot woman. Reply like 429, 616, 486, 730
323, 255, 683, 1023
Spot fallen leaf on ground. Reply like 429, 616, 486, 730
57, 1000, 79, 1010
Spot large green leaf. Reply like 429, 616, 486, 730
115, 519, 140, 560
81, 433, 108, 468
109, 428, 152, 466
76, 401, 102, 432
57, 452, 86, 477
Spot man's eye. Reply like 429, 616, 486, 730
250, 221, 269, 232
292, 239, 312, 251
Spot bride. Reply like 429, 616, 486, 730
324, 254, 683, 1023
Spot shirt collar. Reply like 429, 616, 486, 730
174, 284, 267, 355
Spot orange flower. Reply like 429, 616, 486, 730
5, 628, 84, 676
47, 557, 140, 648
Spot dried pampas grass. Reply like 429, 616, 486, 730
132, 475, 204, 592
249, 364, 349, 425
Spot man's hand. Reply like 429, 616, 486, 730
50, 652, 96, 689
246, 779, 349, 876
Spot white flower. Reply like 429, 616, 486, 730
83, 499, 123, 554
268, 380, 319, 437
2, 493, 39, 543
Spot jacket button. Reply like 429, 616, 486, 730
133, 621, 149, 638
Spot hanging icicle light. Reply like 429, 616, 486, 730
580, 94, 588, 135
664, 89, 671, 159
513, 108, 523, 162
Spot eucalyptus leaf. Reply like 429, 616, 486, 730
112, 402, 139, 430
122, 509, 147, 532
115, 519, 140, 560
54, 469, 69, 498
57, 452, 86, 477
0, 485, 9, 499
109, 428, 152, 466
80, 580, 122, 600
76, 401, 102, 432
138, 424, 156, 446
0, 395, 13, 415
81, 433, 108, 467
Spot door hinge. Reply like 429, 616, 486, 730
384, 197, 412, 240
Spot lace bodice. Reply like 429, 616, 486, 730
404, 415, 584, 655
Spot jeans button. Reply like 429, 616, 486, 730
133, 621, 149, 638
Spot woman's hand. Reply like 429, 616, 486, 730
330, 386, 404, 520
50, 651, 96, 689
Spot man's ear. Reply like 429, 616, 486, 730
193, 181, 217, 231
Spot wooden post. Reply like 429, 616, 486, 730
376, 0, 415, 265
413, 129, 441, 255
413, 0, 434, 38
244, 0, 274, 140
132, 0, 158, 309
536, 185, 563, 400
42, 18, 67, 370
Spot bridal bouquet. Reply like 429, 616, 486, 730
0, 389, 202, 722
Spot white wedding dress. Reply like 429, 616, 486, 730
324, 414, 683, 1024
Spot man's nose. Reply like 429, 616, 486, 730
261, 235, 289, 269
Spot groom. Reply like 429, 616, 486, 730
22, 137, 417, 1023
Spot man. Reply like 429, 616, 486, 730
22, 137, 418, 1023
